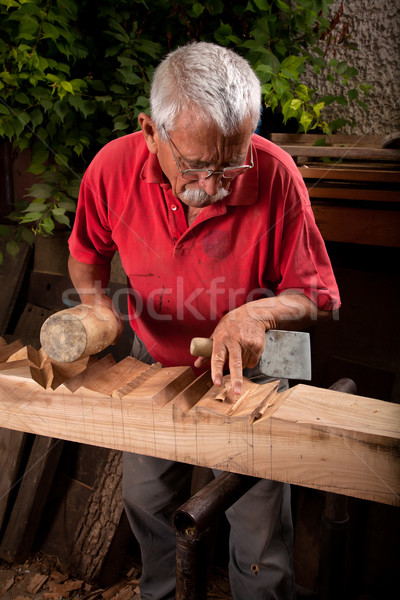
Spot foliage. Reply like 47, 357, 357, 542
0, 0, 369, 261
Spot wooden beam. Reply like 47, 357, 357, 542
0, 434, 64, 562
0, 344, 399, 507
271, 133, 386, 147
299, 166, 400, 184
307, 187, 399, 203
280, 145, 400, 161
0, 428, 30, 532
311, 204, 400, 247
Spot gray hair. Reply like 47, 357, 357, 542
150, 42, 261, 139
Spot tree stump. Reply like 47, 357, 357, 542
68, 449, 130, 582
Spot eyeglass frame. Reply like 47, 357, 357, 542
162, 126, 254, 181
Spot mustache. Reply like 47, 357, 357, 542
180, 186, 230, 203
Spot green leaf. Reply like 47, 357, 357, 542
6, 239, 20, 257
275, 0, 291, 12
192, 2, 204, 17
347, 89, 358, 102
254, 0, 270, 9
118, 56, 137, 68
312, 101, 325, 118
60, 80, 74, 94
336, 95, 348, 106
299, 111, 313, 133
280, 56, 305, 74
26, 183, 53, 200
117, 68, 142, 86
30, 108, 43, 129
15, 92, 30, 104
90, 79, 107, 92
20, 212, 44, 222
328, 117, 348, 132
67, 95, 96, 118
214, 22, 233, 46
110, 84, 126, 94
357, 99, 367, 111
313, 137, 327, 147
22, 202, 48, 212
58, 199, 77, 212
52, 209, 70, 226
336, 61, 349, 75
113, 119, 129, 131
295, 84, 311, 102
20, 227, 35, 244
240, 40, 270, 54
28, 162, 47, 175
41, 217, 55, 234
0, 70, 19, 85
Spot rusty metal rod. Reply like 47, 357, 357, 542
173, 471, 259, 600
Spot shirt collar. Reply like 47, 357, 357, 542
140, 140, 259, 206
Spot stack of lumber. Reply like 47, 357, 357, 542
0, 337, 399, 507
272, 133, 400, 247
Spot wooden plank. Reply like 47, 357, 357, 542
13, 303, 54, 340
271, 133, 385, 147
0, 240, 31, 336
299, 166, 400, 183
0, 339, 24, 362
0, 351, 398, 506
307, 187, 399, 203
311, 204, 400, 247
0, 434, 64, 562
0, 428, 30, 532
278, 145, 400, 161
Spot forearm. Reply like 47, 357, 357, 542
241, 291, 333, 331
68, 255, 111, 307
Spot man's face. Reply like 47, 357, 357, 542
143, 111, 254, 209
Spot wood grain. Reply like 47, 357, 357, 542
0, 342, 398, 506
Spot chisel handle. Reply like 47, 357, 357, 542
190, 337, 214, 358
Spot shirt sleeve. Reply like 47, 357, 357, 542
68, 166, 117, 265
273, 169, 341, 312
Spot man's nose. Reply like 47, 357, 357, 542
198, 173, 224, 196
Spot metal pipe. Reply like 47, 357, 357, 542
173, 471, 259, 600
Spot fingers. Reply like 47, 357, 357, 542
211, 340, 250, 395
191, 308, 267, 396
210, 340, 228, 388
211, 329, 265, 395
193, 355, 210, 370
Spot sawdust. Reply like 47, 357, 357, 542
0, 553, 232, 600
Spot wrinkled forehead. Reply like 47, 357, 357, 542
166, 110, 253, 150
168, 121, 252, 167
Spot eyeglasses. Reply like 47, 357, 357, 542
163, 127, 254, 181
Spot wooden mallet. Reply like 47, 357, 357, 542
40, 304, 120, 363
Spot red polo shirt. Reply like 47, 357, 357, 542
69, 131, 340, 366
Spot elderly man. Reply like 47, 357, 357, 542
68, 42, 340, 600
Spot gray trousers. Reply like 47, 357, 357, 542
123, 336, 295, 600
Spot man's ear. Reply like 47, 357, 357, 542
138, 113, 159, 154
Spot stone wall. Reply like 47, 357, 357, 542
303, 0, 400, 135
